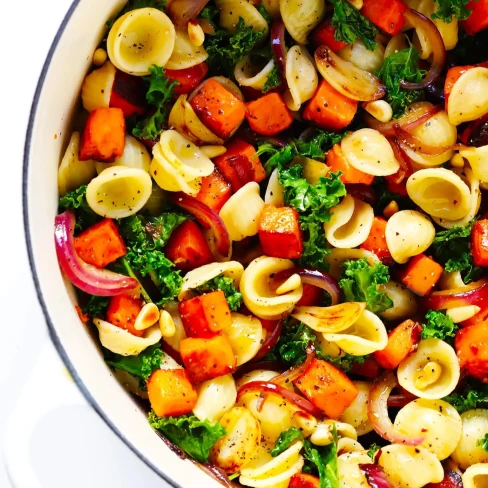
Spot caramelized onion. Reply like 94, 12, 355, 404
387, 137, 413, 185
346, 184, 378, 206
359, 464, 394, 488
166, 0, 209, 27
394, 124, 453, 156
252, 320, 283, 362
271, 20, 287, 75
401, 10, 446, 90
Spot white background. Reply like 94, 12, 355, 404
0, 0, 169, 486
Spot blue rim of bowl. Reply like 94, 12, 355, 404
22, 2, 180, 487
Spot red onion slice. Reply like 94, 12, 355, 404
271, 20, 287, 76
387, 137, 413, 185
359, 464, 394, 488
346, 184, 378, 206
394, 124, 454, 156
166, 0, 209, 27
54, 211, 138, 296
252, 320, 283, 362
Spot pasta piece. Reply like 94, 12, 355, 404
81, 61, 116, 112
378, 445, 444, 488
385, 210, 435, 264
159, 354, 183, 370
264, 168, 284, 207
280, 0, 325, 44
284, 46, 318, 111
219, 182, 265, 241
448, 68, 488, 126
193, 374, 237, 422
295, 157, 330, 184
94, 318, 162, 356
406, 168, 472, 220
235, 56, 276, 91
162, 301, 187, 352
339, 381, 373, 436
462, 463, 488, 488
165, 29, 208, 70
323, 309, 388, 356
239, 256, 303, 319
363, 100, 393, 123
261, 0, 280, 18
384, 34, 408, 58
341, 129, 400, 176
113, 368, 148, 399
178, 261, 244, 300
223, 313, 263, 366
200, 145, 226, 159
397, 338, 460, 399
393, 399, 462, 460
439, 270, 465, 290
451, 409, 488, 470
95, 135, 151, 174
324, 248, 379, 279
86, 166, 152, 218
336, 438, 364, 455
183, 97, 225, 145
324, 195, 374, 248
338, 451, 373, 488
338, 40, 385, 73
210, 76, 245, 101
58, 132, 97, 196
210, 406, 261, 474
460, 146, 488, 183
379, 281, 418, 321
216, 0, 269, 36
107, 8, 176, 76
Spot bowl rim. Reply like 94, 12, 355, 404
22, 2, 179, 486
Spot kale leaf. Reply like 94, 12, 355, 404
431, 0, 473, 23
82, 295, 109, 320
376, 47, 426, 118
367, 443, 381, 460
263, 65, 281, 93
270, 427, 304, 457
294, 131, 346, 160
59, 185, 99, 231
148, 411, 226, 462
339, 258, 393, 314
478, 434, 488, 452
443, 381, 488, 413
196, 274, 243, 311
133, 65, 178, 141
106, 0, 166, 29
421, 310, 458, 342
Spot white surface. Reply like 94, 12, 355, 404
0, 0, 167, 486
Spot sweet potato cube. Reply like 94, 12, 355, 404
455, 321, 488, 382
360, 216, 393, 265
178, 290, 232, 338
180, 335, 236, 383
326, 143, 374, 185
258, 204, 304, 259
195, 169, 232, 212
110, 69, 147, 118
471, 219, 488, 266
245, 93, 294, 136
399, 254, 444, 296
79, 107, 126, 162
106, 295, 144, 337
293, 358, 358, 418
289, 474, 320, 488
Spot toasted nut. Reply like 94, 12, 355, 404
450, 153, 465, 168
363, 100, 393, 123
310, 424, 333, 446
159, 309, 177, 337
93, 48, 108, 66
276, 273, 302, 295
383, 200, 399, 218
446, 305, 481, 323
134, 303, 160, 331
293, 411, 318, 437
188, 21, 205, 47
414, 361, 442, 390
200, 145, 227, 159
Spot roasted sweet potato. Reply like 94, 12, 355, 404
106, 295, 144, 337
311, 18, 348, 52
461, 0, 488, 35
195, 169, 232, 212
360, 216, 393, 265
399, 254, 443, 296
326, 143, 374, 185
455, 321, 488, 382
110, 69, 147, 118
361, 0, 408, 35
245, 93, 294, 136
471, 219, 488, 266
289, 473, 320, 488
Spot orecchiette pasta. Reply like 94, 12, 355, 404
385, 210, 435, 264
337, 451, 373, 488
95, 135, 151, 174
261, 0, 280, 18
58, 132, 96, 196
460, 145, 488, 182
280, 0, 325, 44
219, 182, 265, 241
296, 157, 330, 184
107, 8, 176, 76
406, 167, 472, 220
378, 281, 418, 321
397, 338, 460, 399
324, 248, 379, 279
393, 399, 462, 460
324, 195, 374, 249
384, 34, 408, 58
165, 29, 208, 70
264, 168, 284, 207
339, 381, 373, 436
86, 165, 152, 218
193, 374, 237, 422
378, 445, 444, 488
216, 0, 269, 36
462, 463, 488, 488
336, 438, 364, 455
235, 56, 276, 91
341, 129, 400, 176
338, 40, 385, 73
81, 61, 116, 112
223, 313, 263, 366
451, 409, 488, 470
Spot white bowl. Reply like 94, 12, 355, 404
23, 1, 221, 486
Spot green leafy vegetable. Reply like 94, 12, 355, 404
330, 0, 378, 51
421, 310, 458, 342
59, 185, 99, 231
106, 0, 166, 29
431, 0, 473, 23
262, 65, 281, 93
477, 434, 488, 452
295, 131, 346, 160
376, 47, 426, 118
339, 258, 393, 314
133, 65, 178, 141
367, 443, 381, 459
256, 3, 271, 23
148, 411, 226, 462
443, 381, 488, 413
81, 295, 109, 320
196, 274, 243, 311
270, 427, 304, 457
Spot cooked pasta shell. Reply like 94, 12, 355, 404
339, 381, 373, 436
161, 301, 187, 352
81, 61, 116, 112
338, 451, 373, 488
95, 135, 151, 174
165, 29, 208, 70
86, 165, 152, 218
113, 368, 148, 399
216, 0, 269, 36
58, 132, 97, 196
193, 374, 237, 422
336, 438, 364, 455
385, 210, 435, 264
183, 98, 225, 145
384, 34, 408, 59
280, 0, 325, 44
94, 318, 162, 356
338, 40, 385, 73
261, 0, 280, 18
235, 55, 276, 91
459, 145, 488, 182
324, 248, 379, 279
295, 157, 330, 184
223, 313, 263, 366
107, 8, 176, 76
462, 463, 488, 488
379, 281, 417, 321
264, 168, 284, 206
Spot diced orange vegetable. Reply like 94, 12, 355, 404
165, 62, 209, 96
350, 357, 382, 379
471, 219, 488, 267
110, 69, 147, 118
303, 80, 358, 132
79, 107, 126, 162
461, 0, 488, 35
399, 254, 444, 296
460, 113, 488, 146
106, 295, 144, 337
444, 62, 488, 109
296, 284, 324, 307
455, 321, 488, 382
213, 139, 266, 192
180, 335, 237, 383
289, 473, 320, 488
195, 169, 232, 212
258, 204, 304, 259
189, 78, 246, 139
374, 319, 422, 369
311, 18, 349, 52
165, 220, 213, 272
74, 218, 127, 268
360, 216, 393, 265
361, 0, 408, 35
293, 358, 359, 418
385, 176, 408, 196
245, 93, 294, 136
75, 305, 89, 325
326, 143, 374, 185
179, 290, 232, 338
147, 369, 198, 417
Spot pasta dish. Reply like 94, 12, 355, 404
53, 0, 488, 486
